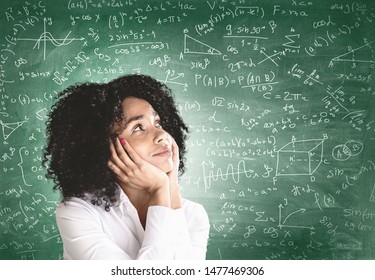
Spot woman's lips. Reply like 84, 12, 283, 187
153, 147, 171, 157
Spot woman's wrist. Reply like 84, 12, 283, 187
170, 184, 181, 209
148, 183, 171, 208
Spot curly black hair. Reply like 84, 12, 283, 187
43, 74, 189, 211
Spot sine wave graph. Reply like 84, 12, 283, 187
202, 160, 255, 192
17, 18, 84, 60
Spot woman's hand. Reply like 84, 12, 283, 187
167, 138, 182, 209
108, 138, 171, 207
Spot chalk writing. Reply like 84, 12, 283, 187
1, 0, 374, 260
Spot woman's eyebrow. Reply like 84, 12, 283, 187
124, 111, 159, 128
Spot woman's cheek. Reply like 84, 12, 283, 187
132, 141, 149, 160
166, 134, 173, 145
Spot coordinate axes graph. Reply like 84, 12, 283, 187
16, 18, 84, 60
278, 204, 315, 231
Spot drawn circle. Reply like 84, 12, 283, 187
331, 140, 363, 161
344, 140, 363, 157
332, 144, 351, 161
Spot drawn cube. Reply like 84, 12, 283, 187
276, 139, 323, 176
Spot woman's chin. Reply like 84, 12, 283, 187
156, 160, 174, 174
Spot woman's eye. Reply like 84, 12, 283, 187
155, 120, 162, 128
133, 124, 143, 132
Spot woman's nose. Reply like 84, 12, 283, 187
154, 128, 168, 144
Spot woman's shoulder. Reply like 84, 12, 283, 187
56, 195, 107, 220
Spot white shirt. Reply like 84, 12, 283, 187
56, 188, 210, 260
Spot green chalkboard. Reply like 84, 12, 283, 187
1, 0, 375, 260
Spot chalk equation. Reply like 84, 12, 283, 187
1, 0, 374, 260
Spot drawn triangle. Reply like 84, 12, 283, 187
184, 34, 221, 55
1, 121, 25, 140
332, 41, 375, 63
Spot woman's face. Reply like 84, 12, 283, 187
116, 97, 174, 173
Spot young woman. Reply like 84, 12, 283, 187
43, 74, 210, 259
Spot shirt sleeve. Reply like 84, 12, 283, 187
56, 200, 134, 260
185, 203, 210, 259
140, 204, 210, 260
56, 199, 210, 260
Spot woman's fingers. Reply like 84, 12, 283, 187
108, 139, 143, 189
108, 137, 170, 192
107, 159, 126, 179
108, 138, 125, 170
120, 138, 143, 166
108, 138, 147, 183
109, 137, 146, 173
112, 137, 135, 167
